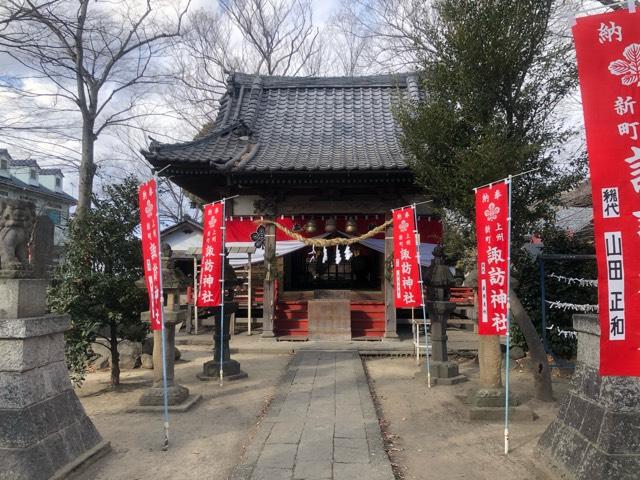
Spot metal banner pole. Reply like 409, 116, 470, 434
248, 253, 252, 335
153, 173, 170, 451
193, 256, 199, 335
504, 175, 513, 455
219, 199, 227, 387
413, 204, 432, 388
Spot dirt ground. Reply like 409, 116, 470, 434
365, 356, 571, 480
72, 345, 291, 480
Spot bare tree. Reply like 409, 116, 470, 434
328, 7, 372, 76
168, 1, 322, 134
0, 0, 190, 216
220, 0, 320, 76
333, 0, 433, 73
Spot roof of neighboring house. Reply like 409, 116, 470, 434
9, 159, 39, 168
160, 218, 203, 237
143, 72, 421, 174
0, 170, 76, 204
560, 180, 591, 208
39, 168, 64, 176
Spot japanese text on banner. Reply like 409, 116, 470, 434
573, 10, 640, 376
475, 182, 509, 336
197, 202, 224, 307
393, 207, 422, 308
138, 179, 163, 331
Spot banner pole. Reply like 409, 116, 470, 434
153, 173, 170, 451
219, 199, 227, 388
504, 175, 513, 455
413, 204, 432, 388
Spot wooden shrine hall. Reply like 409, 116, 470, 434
143, 72, 442, 340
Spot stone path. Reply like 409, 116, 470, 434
230, 351, 394, 480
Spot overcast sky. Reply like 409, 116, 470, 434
0, 0, 612, 201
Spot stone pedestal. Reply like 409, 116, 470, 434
0, 279, 109, 480
198, 303, 247, 381
137, 308, 200, 410
536, 314, 640, 479
308, 298, 351, 341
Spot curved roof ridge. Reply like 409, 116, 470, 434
230, 71, 415, 89
147, 120, 248, 153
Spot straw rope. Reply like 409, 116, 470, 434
256, 219, 393, 246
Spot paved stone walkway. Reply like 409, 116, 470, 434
230, 351, 394, 480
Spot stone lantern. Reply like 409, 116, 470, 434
137, 244, 199, 410
422, 246, 467, 385
197, 250, 247, 381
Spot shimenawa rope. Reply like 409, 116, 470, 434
256, 219, 393, 247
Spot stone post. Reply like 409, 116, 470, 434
464, 269, 517, 418
536, 314, 640, 479
383, 215, 399, 340
261, 219, 277, 339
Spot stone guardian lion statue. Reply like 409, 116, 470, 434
0, 198, 36, 271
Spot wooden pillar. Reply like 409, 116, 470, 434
384, 215, 399, 340
261, 220, 277, 338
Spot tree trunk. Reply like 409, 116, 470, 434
76, 120, 97, 217
509, 286, 553, 402
109, 322, 120, 387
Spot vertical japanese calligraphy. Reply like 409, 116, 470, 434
475, 182, 509, 336
197, 201, 225, 307
393, 207, 422, 308
138, 179, 163, 331
574, 10, 640, 376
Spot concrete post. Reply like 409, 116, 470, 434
261, 220, 277, 339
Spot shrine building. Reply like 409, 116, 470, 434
143, 72, 442, 340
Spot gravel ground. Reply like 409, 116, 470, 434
72, 345, 291, 480
364, 356, 571, 480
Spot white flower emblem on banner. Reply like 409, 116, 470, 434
609, 43, 640, 86
484, 202, 500, 222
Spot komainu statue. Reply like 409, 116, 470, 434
0, 198, 35, 272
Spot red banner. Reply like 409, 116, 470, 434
574, 10, 640, 376
475, 182, 509, 336
197, 202, 225, 307
139, 179, 163, 331
393, 207, 422, 308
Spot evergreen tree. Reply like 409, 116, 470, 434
397, 0, 585, 400
48, 177, 147, 387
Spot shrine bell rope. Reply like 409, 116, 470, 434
256, 219, 393, 246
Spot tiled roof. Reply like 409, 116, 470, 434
144, 72, 420, 173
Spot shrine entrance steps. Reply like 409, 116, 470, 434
275, 300, 386, 339
230, 351, 394, 480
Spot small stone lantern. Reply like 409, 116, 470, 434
198, 250, 247, 381
138, 244, 197, 409
423, 246, 467, 385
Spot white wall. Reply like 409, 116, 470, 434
163, 228, 203, 252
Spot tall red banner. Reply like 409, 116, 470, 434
393, 207, 422, 308
197, 202, 225, 307
574, 10, 640, 376
139, 179, 163, 331
475, 182, 509, 336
